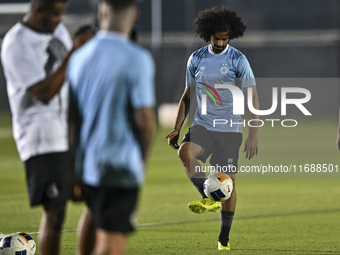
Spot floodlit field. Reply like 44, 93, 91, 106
0, 114, 339, 254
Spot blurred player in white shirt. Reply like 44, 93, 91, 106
1, 0, 92, 254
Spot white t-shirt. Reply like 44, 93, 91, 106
1, 22, 72, 161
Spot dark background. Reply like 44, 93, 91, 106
0, 0, 339, 115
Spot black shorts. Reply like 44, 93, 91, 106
81, 184, 139, 233
24, 152, 71, 207
182, 125, 242, 173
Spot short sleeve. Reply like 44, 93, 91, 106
236, 55, 256, 89
54, 23, 73, 51
129, 50, 155, 108
2, 41, 45, 90
186, 53, 195, 87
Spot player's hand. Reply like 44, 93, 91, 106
72, 26, 95, 50
165, 129, 180, 149
243, 135, 258, 160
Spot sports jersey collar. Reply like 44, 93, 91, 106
208, 44, 229, 55
17, 22, 53, 44
97, 30, 129, 41
20, 21, 53, 35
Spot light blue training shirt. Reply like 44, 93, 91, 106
186, 44, 256, 133
68, 31, 155, 188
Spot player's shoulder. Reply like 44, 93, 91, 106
1, 23, 36, 57
227, 45, 250, 68
2, 23, 26, 46
127, 41, 154, 66
127, 40, 150, 55
228, 45, 245, 59
191, 45, 209, 60
54, 22, 68, 34
53, 23, 72, 49
53, 23, 71, 40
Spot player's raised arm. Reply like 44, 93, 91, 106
165, 86, 190, 150
243, 86, 259, 160
28, 26, 94, 104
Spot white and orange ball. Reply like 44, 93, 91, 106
203, 172, 233, 202
0, 233, 36, 255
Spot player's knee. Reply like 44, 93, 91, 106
177, 144, 190, 161
44, 206, 66, 231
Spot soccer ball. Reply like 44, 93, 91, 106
0, 233, 36, 255
203, 172, 233, 202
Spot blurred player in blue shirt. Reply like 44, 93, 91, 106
166, 6, 259, 251
68, 0, 156, 254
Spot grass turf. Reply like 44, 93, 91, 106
0, 115, 339, 254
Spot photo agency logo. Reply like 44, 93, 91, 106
200, 83, 312, 128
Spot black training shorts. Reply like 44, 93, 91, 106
24, 152, 71, 207
181, 125, 242, 173
81, 184, 139, 233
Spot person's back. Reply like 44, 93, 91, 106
0, 1, 93, 254
67, 1, 155, 254
68, 31, 154, 188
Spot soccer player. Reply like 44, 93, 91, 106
67, 0, 156, 254
165, 6, 259, 250
1, 1, 91, 254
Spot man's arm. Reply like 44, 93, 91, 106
165, 86, 190, 149
28, 51, 73, 103
68, 98, 83, 200
28, 28, 94, 104
134, 107, 156, 165
243, 86, 259, 160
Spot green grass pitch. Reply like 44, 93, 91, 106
0, 114, 339, 254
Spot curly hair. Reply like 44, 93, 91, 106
194, 6, 247, 42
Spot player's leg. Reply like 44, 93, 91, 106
178, 126, 221, 213
179, 141, 221, 213
211, 132, 242, 250
81, 185, 138, 255
24, 152, 70, 255
218, 176, 236, 250
39, 205, 66, 255
77, 208, 95, 255
178, 141, 204, 178
178, 125, 212, 197
178, 141, 206, 196
93, 229, 127, 255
